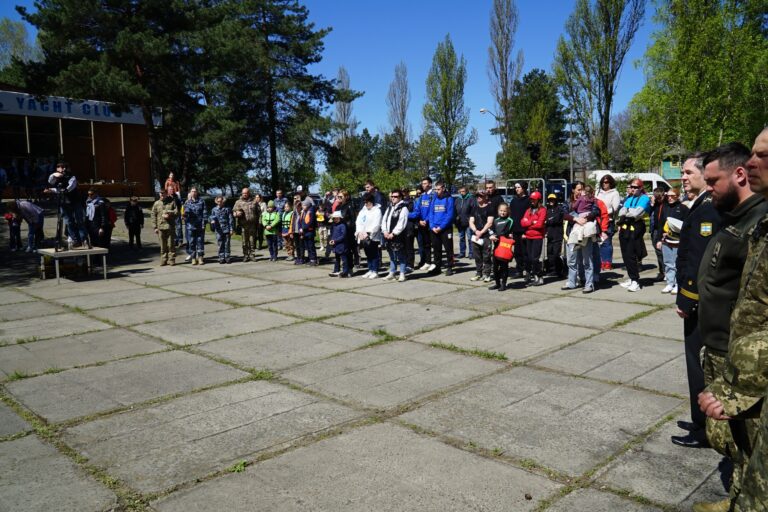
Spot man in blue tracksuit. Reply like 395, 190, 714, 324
427, 181, 455, 275
411, 177, 436, 269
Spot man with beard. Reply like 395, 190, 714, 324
686, 142, 766, 512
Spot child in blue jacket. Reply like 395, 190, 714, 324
327, 211, 349, 277
209, 195, 234, 263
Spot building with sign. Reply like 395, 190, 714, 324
0, 85, 161, 198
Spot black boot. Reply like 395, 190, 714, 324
499, 278, 507, 291
488, 280, 500, 290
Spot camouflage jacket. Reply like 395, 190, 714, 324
151, 198, 178, 231
233, 197, 260, 225
709, 212, 768, 418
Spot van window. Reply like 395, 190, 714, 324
644, 180, 670, 192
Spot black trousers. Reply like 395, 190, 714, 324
512, 232, 526, 272
525, 238, 544, 277
684, 313, 707, 436
430, 229, 453, 269
619, 232, 642, 281
493, 258, 509, 284
546, 236, 563, 275
417, 223, 432, 265
128, 225, 142, 248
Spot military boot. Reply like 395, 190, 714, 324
692, 499, 730, 512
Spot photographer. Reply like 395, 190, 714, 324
45, 161, 89, 249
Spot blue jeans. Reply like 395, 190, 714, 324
566, 240, 593, 288
387, 246, 407, 275
303, 232, 317, 262
266, 234, 278, 259
662, 244, 678, 287
26, 213, 44, 249
216, 233, 231, 259
457, 225, 473, 257
62, 204, 88, 245
187, 225, 205, 257
598, 221, 615, 264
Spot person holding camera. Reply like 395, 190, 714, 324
45, 161, 89, 249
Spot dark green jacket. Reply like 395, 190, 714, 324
698, 194, 768, 353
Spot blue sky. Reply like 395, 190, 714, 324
2, 0, 656, 178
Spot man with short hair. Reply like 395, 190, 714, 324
427, 181, 455, 275
151, 188, 178, 266
508, 182, 529, 277
183, 187, 206, 264
233, 188, 259, 261
454, 186, 475, 259
617, 179, 651, 291
484, 180, 506, 215
85, 188, 109, 248
364, 179, 384, 208
45, 161, 89, 249
411, 177, 435, 270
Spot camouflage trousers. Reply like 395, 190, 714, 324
282, 233, 294, 256
734, 400, 767, 511
158, 228, 176, 264
241, 223, 257, 258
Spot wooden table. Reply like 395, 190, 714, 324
37, 247, 109, 284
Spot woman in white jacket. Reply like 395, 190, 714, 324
595, 174, 621, 270
381, 189, 409, 281
355, 193, 383, 278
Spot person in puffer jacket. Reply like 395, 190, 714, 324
183, 187, 206, 265
209, 195, 234, 263
520, 191, 547, 286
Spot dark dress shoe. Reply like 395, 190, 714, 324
676, 420, 701, 432
671, 433, 710, 448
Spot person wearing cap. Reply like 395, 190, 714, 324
233, 188, 260, 261
520, 191, 547, 286
617, 179, 652, 292
45, 160, 89, 248
544, 193, 566, 277
655, 187, 689, 293
261, 200, 280, 261
327, 210, 349, 277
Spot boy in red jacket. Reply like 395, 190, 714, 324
520, 191, 547, 286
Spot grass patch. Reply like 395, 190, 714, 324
228, 460, 248, 473
611, 306, 662, 328
429, 342, 508, 361
43, 367, 63, 375
14, 336, 39, 345
6, 370, 29, 381
251, 369, 274, 380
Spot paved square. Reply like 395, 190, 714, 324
51, 286, 181, 310
547, 489, 663, 511
0, 300, 67, 321
63, 381, 361, 493
400, 367, 681, 476
5, 351, 248, 422
504, 296, 655, 329
413, 315, 598, 361
206, 282, 327, 305
416, 286, 550, 313
124, 268, 223, 287
89, 295, 231, 326
0, 289, 36, 304
616, 307, 682, 340
0, 436, 117, 512
282, 341, 502, 409
0, 313, 111, 345
260, 291, 398, 319
0, 402, 30, 437
160, 275, 271, 295
152, 423, 562, 512
327, 302, 478, 337
18, 278, 144, 299
356, 279, 465, 300
198, 322, 380, 371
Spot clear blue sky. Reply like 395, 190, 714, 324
2, 0, 656, 179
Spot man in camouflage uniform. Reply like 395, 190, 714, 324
699, 129, 768, 512
151, 188, 179, 266
233, 188, 260, 261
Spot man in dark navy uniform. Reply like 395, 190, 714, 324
672, 153, 722, 448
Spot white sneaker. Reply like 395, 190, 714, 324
25, 246, 33, 253
398, 274, 406, 282
426, 263, 436, 272
367, 271, 378, 279
383, 273, 395, 281
661, 284, 673, 294
483, 275, 492, 283
671, 285, 678, 294
627, 281, 641, 292
619, 278, 633, 288
361, 271, 371, 279
419, 263, 431, 271
185, 254, 193, 262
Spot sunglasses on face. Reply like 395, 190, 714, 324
628, 186, 638, 189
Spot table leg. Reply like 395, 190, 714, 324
40, 256, 45, 280
102, 255, 107, 280
55, 259, 60, 285
87, 254, 91, 273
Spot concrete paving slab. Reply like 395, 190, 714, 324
400, 367, 682, 476
18, 278, 144, 300
0, 289, 35, 304
5, 351, 247, 423
198, 322, 379, 371
0, 328, 166, 378
590, 281, 678, 305
63, 381, 361, 494
0, 301, 68, 322
51, 286, 181, 310
0, 436, 117, 512
0, 313, 111, 345
302, 273, 385, 290
283, 341, 502, 409
125, 268, 223, 287
257, 266, 335, 282
133, 307, 295, 345
356, 279, 465, 300
207, 282, 327, 306
547, 488, 663, 511
89, 295, 231, 326
414, 315, 598, 361
535, 332, 686, 396
160, 275, 272, 295
261, 291, 398, 319
503, 296, 654, 329
617, 307, 682, 340
596, 413, 729, 507
416, 286, 550, 313
152, 423, 561, 512
0, 401, 30, 437
327, 302, 477, 337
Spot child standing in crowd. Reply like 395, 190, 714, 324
261, 200, 280, 261
281, 200, 294, 261
520, 191, 547, 286
209, 195, 234, 264
489, 203, 513, 291
544, 194, 565, 277
124, 196, 144, 250
4, 207, 22, 251
291, 200, 303, 264
328, 211, 349, 277
299, 198, 317, 265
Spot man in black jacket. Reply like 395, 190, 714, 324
508, 182, 529, 277
454, 186, 475, 259
85, 188, 110, 248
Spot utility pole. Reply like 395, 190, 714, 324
569, 117, 574, 183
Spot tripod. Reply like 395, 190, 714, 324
54, 188, 64, 252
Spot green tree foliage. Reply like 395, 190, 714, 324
0, 17, 41, 85
423, 34, 477, 188
628, 0, 768, 167
497, 69, 568, 178
554, 0, 645, 168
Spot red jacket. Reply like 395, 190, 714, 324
520, 207, 547, 239
595, 198, 609, 233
